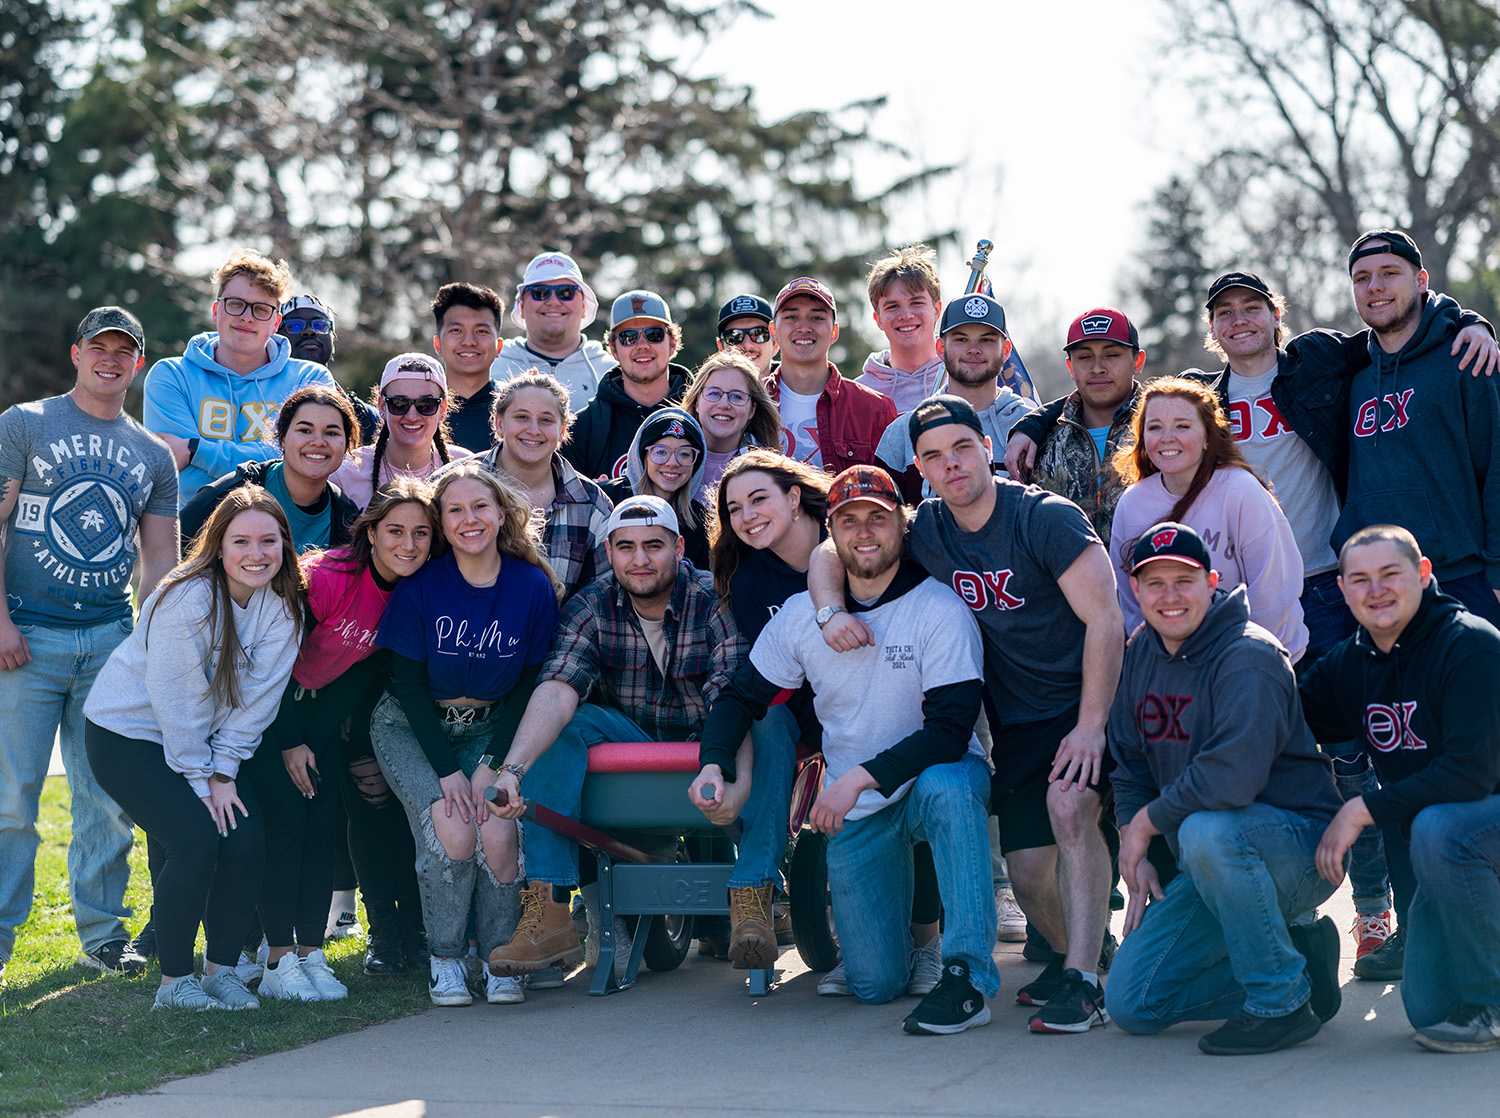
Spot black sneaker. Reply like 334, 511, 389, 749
363, 933, 406, 977
1289, 915, 1341, 1022
1022, 924, 1054, 962
1015, 953, 1065, 1006
80, 939, 147, 976
1198, 1002, 1320, 1055
1098, 931, 1117, 974
1353, 925, 1403, 981
130, 920, 157, 960
902, 960, 991, 1036
1028, 968, 1109, 1033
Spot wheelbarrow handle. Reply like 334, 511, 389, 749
484, 786, 658, 865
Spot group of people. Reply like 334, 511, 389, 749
4, 232, 1500, 1056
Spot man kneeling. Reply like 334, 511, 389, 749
695, 466, 996, 1034
1106, 523, 1344, 1055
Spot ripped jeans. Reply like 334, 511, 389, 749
370, 694, 519, 960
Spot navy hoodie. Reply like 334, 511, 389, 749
563, 364, 690, 481
1299, 581, 1500, 832
1109, 585, 1340, 852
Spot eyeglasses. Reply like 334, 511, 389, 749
383, 394, 443, 416
646, 445, 700, 466
281, 318, 333, 335
525, 283, 579, 303
218, 296, 278, 321
719, 326, 771, 346
613, 326, 668, 346
700, 387, 750, 407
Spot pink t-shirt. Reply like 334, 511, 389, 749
293, 550, 395, 689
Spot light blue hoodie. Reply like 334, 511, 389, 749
142, 331, 338, 507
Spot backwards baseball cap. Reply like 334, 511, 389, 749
609, 290, 674, 330
1204, 271, 1274, 309
907, 394, 985, 450
512, 251, 600, 332
773, 277, 837, 319
636, 407, 706, 454
379, 352, 448, 394
827, 464, 901, 514
717, 294, 773, 330
280, 293, 336, 320
940, 292, 1007, 337
1130, 521, 1212, 575
603, 493, 680, 538
1347, 229, 1423, 273
1065, 307, 1139, 352
76, 306, 145, 352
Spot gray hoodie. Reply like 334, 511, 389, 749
492, 337, 615, 409
1108, 584, 1340, 851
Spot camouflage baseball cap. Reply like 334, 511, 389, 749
76, 306, 145, 351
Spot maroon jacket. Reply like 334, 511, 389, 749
767, 362, 898, 472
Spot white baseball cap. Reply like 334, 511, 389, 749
512, 251, 599, 332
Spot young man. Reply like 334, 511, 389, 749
1106, 522, 1344, 1055
715, 294, 778, 378
0, 308, 179, 983
430, 283, 505, 453
1301, 525, 1500, 1053
814, 394, 1125, 1034
875, 292, 1036, 503
142, 248, 337, 506
492, 251, 614, 407
563, 291, 691, 481
277, 293, 379, 444
697, 465, 996, 1035
486, 496, 796, 977
765, 277, 896, 473
1004, 308, 1145, 547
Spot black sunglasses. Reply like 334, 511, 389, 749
282, 318, 333, 335
613, 326, 668, 346
383, 394, 443, 416
720, 325, 771, 346
525, 283, 579, 302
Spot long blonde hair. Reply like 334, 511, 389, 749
432, 462, 565, 600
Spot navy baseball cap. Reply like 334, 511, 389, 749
908, 394, 985, 449
717, 294, 772, 330
1348, 229, 1423, 273
1204, 272, 1274, 309
1130, 522, 1212, 575
940, 292, 1007, 337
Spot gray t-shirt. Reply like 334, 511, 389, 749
0, 395, 177, 627
909, 480, 1103, 725
1226, 368, 1340, 577
751, 581, 984, 821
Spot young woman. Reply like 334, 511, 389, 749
246, 480, 439, 1000
180, 385, 361, 554
84, 488, 303, 1010
1111, 375, 1308, 661
682, 352, 781, 504
332, 353, 471, 509
467, 369, 613, 598
602, 407, 711, 569
370, 464, 563, 1007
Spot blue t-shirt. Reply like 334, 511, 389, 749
262, 462, 333, 555
376, 550, 559, 701
1088, 425, 1110, 463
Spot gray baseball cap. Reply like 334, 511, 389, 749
76, 306, 145, 351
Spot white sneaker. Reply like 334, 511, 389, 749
326, 891, 362, 940
429, 956, 473, 1007
907, 935, 943, 996
152, 974, 225, 1011
297, 949, 348, 1000
995, 886, 1027, 942
201, 968, 261, 1010
232, 950, 262, 985
486, 972, 524, 1004
817, 961, 851, 997
259, 952, 321, 1001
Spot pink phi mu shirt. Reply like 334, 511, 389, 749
293, 550, 397, 689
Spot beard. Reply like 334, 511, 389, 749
834, 530, 902, 582
942, 353, 1004, 388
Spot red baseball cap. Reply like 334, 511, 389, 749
1064, 307, 1139, 353
827, 465, 901, 514
774, 277, 837, 319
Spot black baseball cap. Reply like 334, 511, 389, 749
1130, 522, 1212, 575
1347, 229, 1423, 273
908, 394, 985, 450
717, 294, 773, 330
1204, 271, 1274, 309
76, 306, 145, 351
940, 292, 1007, 337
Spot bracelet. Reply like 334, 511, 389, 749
501, 763, 527, 779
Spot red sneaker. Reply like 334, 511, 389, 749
1352, 910, 1391, 961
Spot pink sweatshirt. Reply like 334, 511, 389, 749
293, 550, 395, 689
1111, 467, 1309, 663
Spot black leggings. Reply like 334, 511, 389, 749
86, 721, 264, 977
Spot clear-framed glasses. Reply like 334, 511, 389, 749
646, 445, 700, 466
701, 387, 750, 407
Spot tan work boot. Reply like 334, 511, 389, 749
488, 883, 583, 976
728, 884, 777, 969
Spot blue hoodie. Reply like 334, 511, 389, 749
142, 331, 339, 507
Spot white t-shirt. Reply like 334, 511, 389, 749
1226, 368, 1340, 577
777, 386, 823, 471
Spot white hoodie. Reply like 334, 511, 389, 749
492, 337, 616, 409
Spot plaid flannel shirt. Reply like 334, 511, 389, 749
541, 563, 746, 740
473, 449, 611, 598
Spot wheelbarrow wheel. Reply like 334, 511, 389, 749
643, 841, 695, 972
788, 829, 839, 972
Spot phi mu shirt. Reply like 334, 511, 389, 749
293, 549, 396, 690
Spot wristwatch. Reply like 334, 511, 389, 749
186, 437, 200, 463
815, 605, 846, 629
212, 772, 233, 784
477, 754, 498, 774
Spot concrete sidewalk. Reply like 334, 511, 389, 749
70, 883, 1496, 1118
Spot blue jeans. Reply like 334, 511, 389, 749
0, 618, 135, 959
1402, 796, 1500, 1029
1331, 753, 1391, 913
1107, 804, 1338, 1031
825, 755, 997, 1005
1299, 568, 1356, 667
520, 703, 799, 887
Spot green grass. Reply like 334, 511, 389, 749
0, 778, 430, 1117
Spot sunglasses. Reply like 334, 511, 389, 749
647, 445, 700, 466
383, 394, 443, 416
701, 387, 750, 407
281, 318, 333, 335
525, 283, 579, 303
719, 326, 771, 346
218, 296, 278, 321
613, 326, 668, 346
